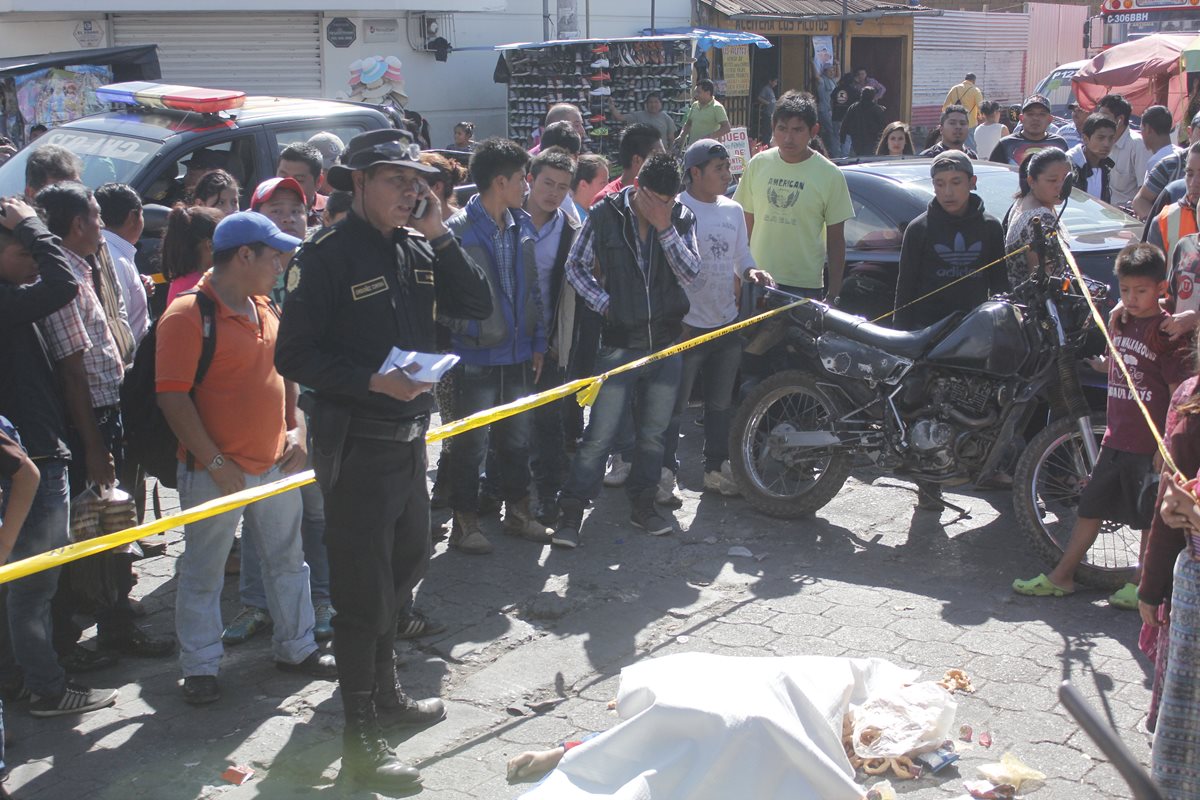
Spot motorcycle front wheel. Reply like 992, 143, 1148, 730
729, 370, 851, 519
1013, 412, 1139, 590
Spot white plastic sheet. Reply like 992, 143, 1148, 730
520, 653, 920, 800
851, 682, 958, 759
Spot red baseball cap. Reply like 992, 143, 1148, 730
250, 176, 307, 210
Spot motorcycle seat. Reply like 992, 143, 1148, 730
821, 307, 963, 360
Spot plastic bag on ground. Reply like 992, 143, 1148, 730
977, 752, 1045, 791
851, 681, 957, 758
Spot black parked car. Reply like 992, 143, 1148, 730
835, 158, 1141, 320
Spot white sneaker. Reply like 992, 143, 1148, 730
590, 58, 609, 68
589, 86, 612, 96
703, 466, 741, 497
603, 454, 631, 487
656, 467, 683, 508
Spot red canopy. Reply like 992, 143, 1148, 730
1072, 33, 1193, 120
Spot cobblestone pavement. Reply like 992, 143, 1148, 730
4, 420, 1153, 799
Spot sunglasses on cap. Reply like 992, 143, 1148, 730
704, 143, 729, 159
374, 139, 423, 162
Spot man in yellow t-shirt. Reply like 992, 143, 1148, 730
943, 73, 983, 128
676, 79, 731, 149
733, 90, 854, 297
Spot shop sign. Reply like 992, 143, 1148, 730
723, 45, 751, 96
719, 126, 752, 174
74, 20, 104, 48
326, 17, 357, 48
739, 18, 835, 34
364, 19, 399, 43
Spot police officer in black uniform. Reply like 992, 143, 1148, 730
275, 129, 492, 793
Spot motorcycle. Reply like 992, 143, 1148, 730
729, 220, 1140, 589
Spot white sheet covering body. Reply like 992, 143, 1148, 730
521, 653, 921, 800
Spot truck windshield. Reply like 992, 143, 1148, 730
0, 129, 162, 197
1035, 68, 1079, 117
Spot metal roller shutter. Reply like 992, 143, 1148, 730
912, 10, 1030, 128
112, 13, 323, 97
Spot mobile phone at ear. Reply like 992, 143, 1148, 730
412, 198, 429, 220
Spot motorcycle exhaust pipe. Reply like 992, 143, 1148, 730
945, 406, 997, 430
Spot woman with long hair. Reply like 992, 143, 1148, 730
162, 204, 223, 306
188, 169, 240, 217
1004, 148, 1071, 288
875, 121, 914, 156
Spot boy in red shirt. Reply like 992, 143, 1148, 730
1014, 243, 1191, 605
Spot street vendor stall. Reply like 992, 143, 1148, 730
494, 28, 769, 160
0, 45, 160, 147
1071, 33, 1194, 120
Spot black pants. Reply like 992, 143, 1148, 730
531, 362, 569, 500
319, 436, 431, 696
52, 406, 135, 652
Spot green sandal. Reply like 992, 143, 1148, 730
1012, 573, 1074, 597
1108, 582, 1139, 610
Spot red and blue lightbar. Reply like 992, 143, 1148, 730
96, 82, 246, 114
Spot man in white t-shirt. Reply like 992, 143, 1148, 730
663, 139, 775, 496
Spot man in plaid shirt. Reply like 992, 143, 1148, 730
552, 153, 700, 548
35, 182, 174, 666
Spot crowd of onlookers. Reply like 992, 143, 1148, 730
0, 66, 1199, 796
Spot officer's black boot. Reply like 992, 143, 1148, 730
339, 691, 422, 794
375, 655, 447, 729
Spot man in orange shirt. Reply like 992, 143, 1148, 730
157, 211, 336, 706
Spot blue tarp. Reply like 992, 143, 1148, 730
638, 27, 773, 50
493, 28, 771, 51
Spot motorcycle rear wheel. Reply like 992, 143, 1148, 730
1013, 412, 1139, 590
729, 370, 851, 519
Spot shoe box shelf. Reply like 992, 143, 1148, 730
505, 37, 693, 160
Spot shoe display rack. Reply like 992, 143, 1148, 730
505, 37, 694, 160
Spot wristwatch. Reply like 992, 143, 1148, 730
206, 453, 226, 472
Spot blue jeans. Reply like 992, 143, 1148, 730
447, 362, 535, 512
0, 460, 69, 698
240, 482, 330, 609
820, 113, 840, 158
176, 463, 315, 676
562, 347, 682, 502
664, 328, 743, 473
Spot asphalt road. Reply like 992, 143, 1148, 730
2, 415, 1153, 799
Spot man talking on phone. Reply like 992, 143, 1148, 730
275, 129, 492, 794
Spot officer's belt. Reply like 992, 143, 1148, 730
347, 415, 429, 442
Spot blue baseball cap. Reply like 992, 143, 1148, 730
212, 211, 302, 254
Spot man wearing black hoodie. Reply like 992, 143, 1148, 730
893, 151, 1007, 510
841, 86, 886, 156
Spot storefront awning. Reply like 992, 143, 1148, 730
636, 27, 773, 50
0, 45, 161, 81
495, 34, 706, 51
701, 0, 936, 21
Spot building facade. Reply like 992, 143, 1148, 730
0, 0, 692, 142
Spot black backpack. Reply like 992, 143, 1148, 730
121, 291, 217, 489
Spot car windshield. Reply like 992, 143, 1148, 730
0, 129, 163, 197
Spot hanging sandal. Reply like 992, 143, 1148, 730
1012, 573, 1074, 597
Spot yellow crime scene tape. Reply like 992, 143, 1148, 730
0, 299, 804, 584
5, 233, 1186, 585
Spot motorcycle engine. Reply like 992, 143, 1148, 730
901, 373, 1004, 478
